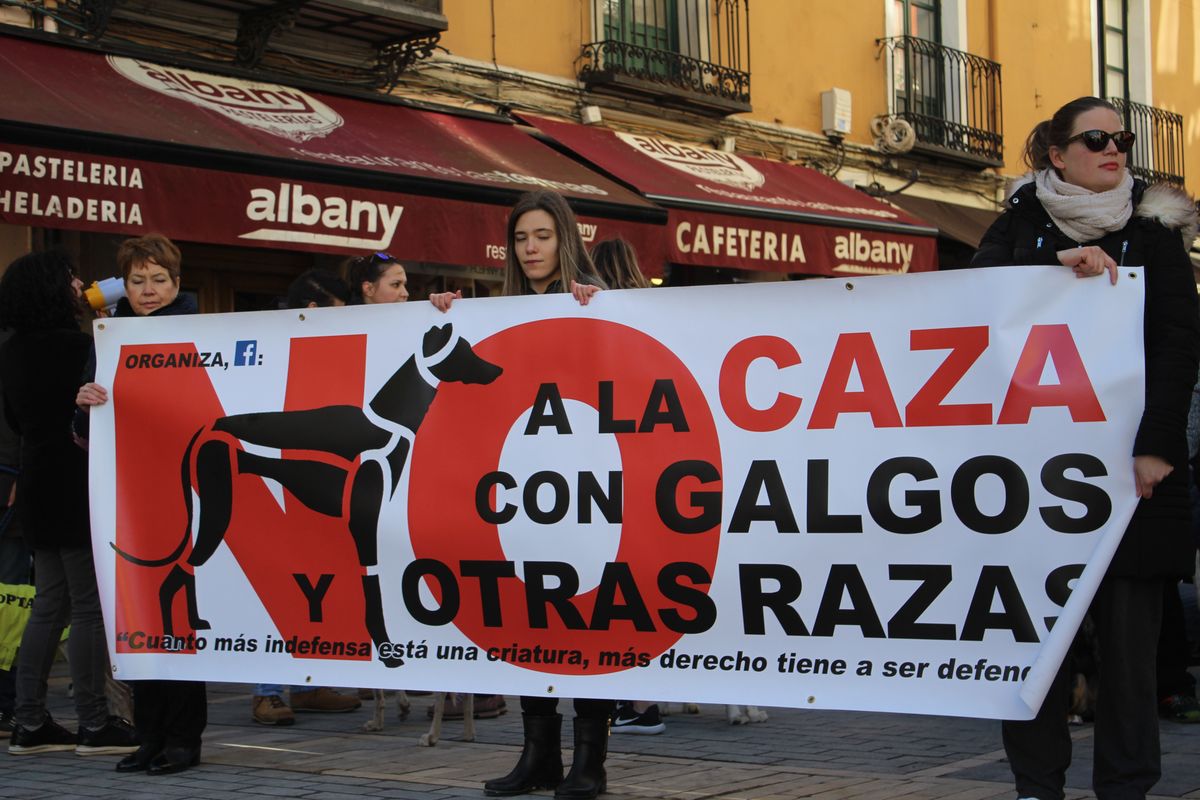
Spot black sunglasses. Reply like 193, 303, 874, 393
355, 251, 395, 265
1065, 129, 1136, 153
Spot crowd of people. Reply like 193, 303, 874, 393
0, 96, 1197, 800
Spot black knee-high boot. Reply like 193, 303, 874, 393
555, 716, 608, 799
483, 713, 563, 797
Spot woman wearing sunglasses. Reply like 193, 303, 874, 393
345, 252, 410, 304
973, 96, 1199, 800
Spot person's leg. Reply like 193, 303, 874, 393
1091, 576, 1163, 800
132, 680, 168, 751
251, 682, 294, 725
162, 680, 206, 751
1155, 580, 1199, 720
59, 546, 110, 730
1001, 645, 1073, 800
0, 534, 31, 727
485, 697, 563, 796
290, 685, 361, 712
13, 549, 70, 729
558, 699, 616, 799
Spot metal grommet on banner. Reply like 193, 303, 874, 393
1128, 272, 1137, 280
547, 685, 555, 694
807, 696, 815, 704
97, 323, 106, 331
298, 313, 306, 321
844, 282, 854, 291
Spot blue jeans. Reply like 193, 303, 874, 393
255, 684, 318, 696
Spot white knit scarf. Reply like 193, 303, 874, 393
1033, 168, 1134, 243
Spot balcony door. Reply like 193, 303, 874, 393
893, 0, 944, 125
600, 0, 681, 78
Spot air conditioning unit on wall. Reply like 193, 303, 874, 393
821, 88, 852, 139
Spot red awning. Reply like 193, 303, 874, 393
0, 34, 664, 268
523, 115, 939, 275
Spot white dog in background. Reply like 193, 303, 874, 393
661, 702, 769, 725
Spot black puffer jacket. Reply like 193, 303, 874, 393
0, 325, 92, 548
972, 177, 1200, 578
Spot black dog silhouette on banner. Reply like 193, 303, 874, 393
113, 323, 502, 667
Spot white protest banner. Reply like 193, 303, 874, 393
89, 266, 1145, 720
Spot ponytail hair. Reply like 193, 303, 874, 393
342, 252, 403, 305
1023, 96, 1120, 171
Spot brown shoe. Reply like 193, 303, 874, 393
252, 695, 295, 726
427, 694, 507, 720
291, 687, 362, 713
473, 694, 507, 719
427, 694, 466, 720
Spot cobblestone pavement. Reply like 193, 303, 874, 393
5, 670, 1200, 800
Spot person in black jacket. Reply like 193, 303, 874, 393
971, 96, 1200, 800
430, 190, 609, 799
0, 251, 138, 757
76, 234, 207, 776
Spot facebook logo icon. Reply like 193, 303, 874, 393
233, 340, 260, 367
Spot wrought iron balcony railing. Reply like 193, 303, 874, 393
579, 0, 751, 115
1109, 97, 1186, 187
46, 0, 447, 89
877, 35, 1003, 167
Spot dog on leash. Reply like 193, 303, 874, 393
110, 324, 502, 668
661, 702, 769, 725
361, 689, 475, 746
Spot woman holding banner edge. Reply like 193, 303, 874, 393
76, 234, 209, 776
970, 96, 1199, 800
431, 189, 610, 799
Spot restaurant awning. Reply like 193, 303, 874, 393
0, 33, 665, 269
521, 115, 939, 276
885, 194, 1000, 249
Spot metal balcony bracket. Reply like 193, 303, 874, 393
236, 1, 308, 68
79, 0, 118, 39
375, 32, 441, 89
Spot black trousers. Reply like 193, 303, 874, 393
1002, 576, 1163, 800
520, 696, 614, 720
132, 679, 207, 750
1156, 580, 1194, 698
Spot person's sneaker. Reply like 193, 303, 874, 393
1160, 693, 1200, 723
252, 694, 295, 726
290, 687, 361, 713
611, 703, 665, 735
8, 716, 77, 754
0, 711, 13, 739
76, 716, 138, 755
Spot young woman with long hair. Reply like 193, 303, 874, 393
0, 251, 138, 758
431, 190, 609, 799
589, 237, 650, 290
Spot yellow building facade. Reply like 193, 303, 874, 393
421, 0, 1198, 268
